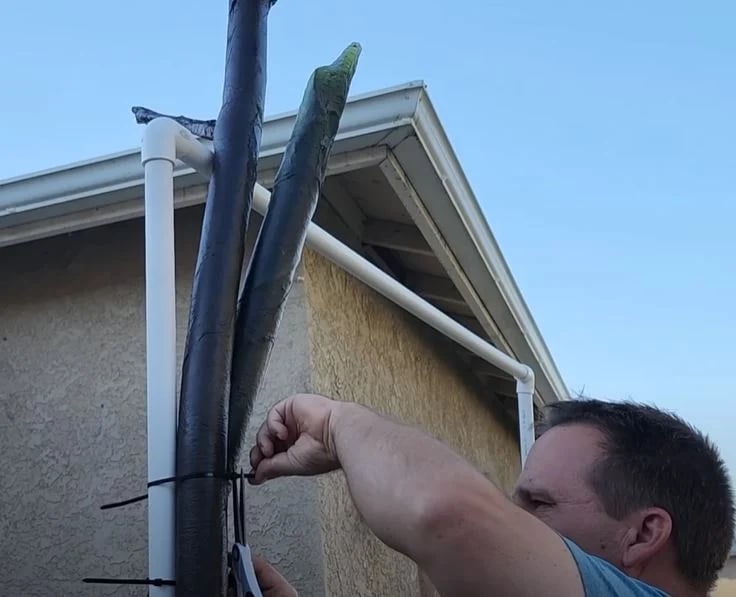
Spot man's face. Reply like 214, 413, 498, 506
512, 423, 629, 566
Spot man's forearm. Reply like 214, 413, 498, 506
330, 402, 506, 564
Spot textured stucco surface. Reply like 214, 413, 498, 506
302, 250, 521, 597
1, 203, 524, 597
0, 206, 323, 597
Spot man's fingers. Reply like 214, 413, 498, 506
252, 554, 281, 588
250, 443, 264, 470
267, 408, 290, 441
250, 401, 294, 480
253, 451, 295, 484
256, 400, 295, 458
252, 555, 297, 596
256, 419, 276, 459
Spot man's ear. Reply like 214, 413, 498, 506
621, 507, 673, 569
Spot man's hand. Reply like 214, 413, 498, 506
252, 555, 297, 597
249, 393, 341, 484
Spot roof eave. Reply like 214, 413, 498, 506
0, 80, 569, 405
0, 80, 426, 231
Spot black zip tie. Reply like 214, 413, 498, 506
82, 577, 176, 586
233, 473, 242, 545
239, 468, 246, 543
86, 470, 254, 587
100, 470, 255, 510
232, 469, 248, 545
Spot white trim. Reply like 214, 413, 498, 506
408, 91, 570, 403
0, 149, 387, 249
0, 185, 207, 247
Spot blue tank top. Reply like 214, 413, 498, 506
563, 538, 671, 596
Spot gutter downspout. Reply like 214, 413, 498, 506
140, 118, 212, 595
140, 119, 537, 589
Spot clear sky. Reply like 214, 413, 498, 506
1, 1, 733, 480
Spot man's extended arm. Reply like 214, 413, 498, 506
249, 394, 583, 597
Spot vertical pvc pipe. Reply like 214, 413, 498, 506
516, 376, 536, 467
143, 157, 177, 595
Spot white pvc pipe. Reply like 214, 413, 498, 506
168, 138, 533, 388
140, 121, 537, 588
143, 157, 176, 595
515, 378, 535, 466
141, 119, 212, 594
251, 185, 537, 464
266, 188, 531, 381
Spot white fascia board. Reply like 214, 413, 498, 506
402, 90, 570, 404
0, 147, 388, 248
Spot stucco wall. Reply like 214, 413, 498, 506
0, 207, 324, 596
302, 250, 521, 597
0, 205, 523, 596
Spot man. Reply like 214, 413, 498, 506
248, 393, 734, 596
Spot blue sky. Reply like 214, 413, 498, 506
1, 1, 733, 479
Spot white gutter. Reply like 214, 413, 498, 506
141, 117, 537, 589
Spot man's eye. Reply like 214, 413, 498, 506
531, 499, 553, 508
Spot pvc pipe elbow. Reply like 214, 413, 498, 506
142, 118, 180, 166
515, 367, 535, 395
141, 117, 213, 176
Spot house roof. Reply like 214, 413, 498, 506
0, 81, 569, 415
